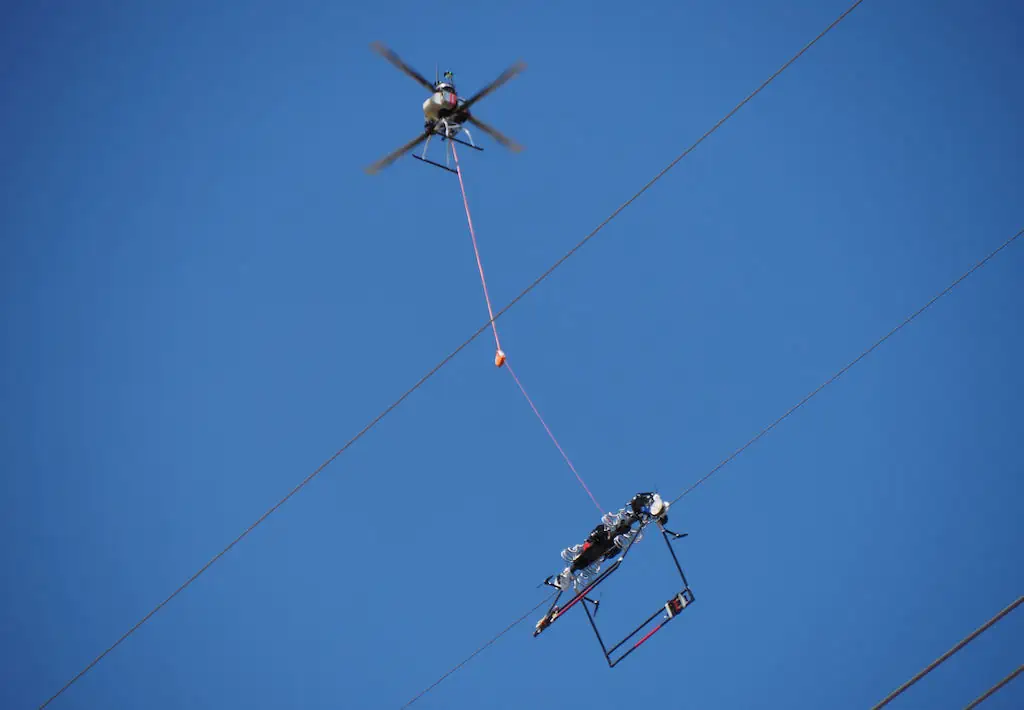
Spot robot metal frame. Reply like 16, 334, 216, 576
533, 518, 696, 668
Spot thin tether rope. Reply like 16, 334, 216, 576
505, 358, 604, 513
870, 595, 1024, 709
671, 227, 1023, 507
40, 1, 868, 705
452, 141, 502, 353
451, 142, 601, 510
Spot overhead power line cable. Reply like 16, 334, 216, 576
670, 227, 1023, 506
399, 592, 557, 708
40, 1, 868, 705
963, 664, 1023, 709
870, 595, 1024, 709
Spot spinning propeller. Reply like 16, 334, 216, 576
370, 41, 435, 92
366, 42, 525, 174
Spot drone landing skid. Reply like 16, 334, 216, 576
438, 130, 483, 151
412, 154, 457, 174
411, 124, 484, 175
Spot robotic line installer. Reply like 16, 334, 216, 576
548, 492, 671, 594
533, 491, 695, 667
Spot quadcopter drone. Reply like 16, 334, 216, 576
365, 42, 526, 175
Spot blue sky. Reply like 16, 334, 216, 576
2, 0, 1022, 708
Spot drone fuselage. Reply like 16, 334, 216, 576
422, 85, 466, 122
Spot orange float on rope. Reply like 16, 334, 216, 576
495, 349, 507, 367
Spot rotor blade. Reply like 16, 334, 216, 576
467, 115, 523, 152
459, 60, 526, 113
370, 41, 434, 91
365, 131, 430, 174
